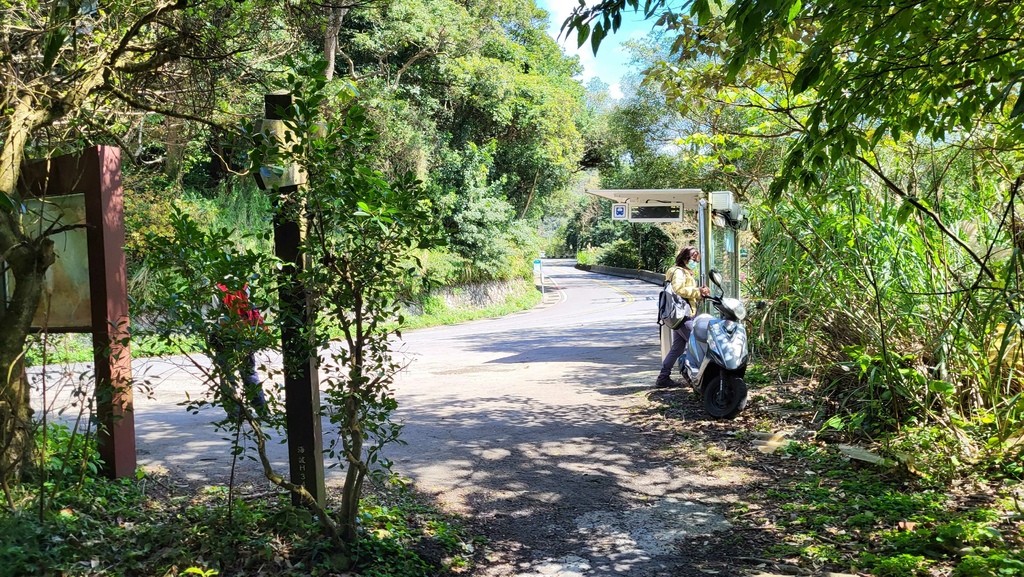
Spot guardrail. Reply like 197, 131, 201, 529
576, 263, 664, 285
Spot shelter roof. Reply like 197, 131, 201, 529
586, 188, 703, 210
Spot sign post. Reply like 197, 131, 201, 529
533, 259, 544, 295
14, 146, 136, 478
256, 92, 325, 507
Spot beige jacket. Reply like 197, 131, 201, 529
666, 266, 702, 315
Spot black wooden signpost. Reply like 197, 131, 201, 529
255, 92, 326, 506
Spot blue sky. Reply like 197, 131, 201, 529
535, 1, 655, 99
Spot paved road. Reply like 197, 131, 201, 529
32, 260, 736, 576
384, 261, 735, 576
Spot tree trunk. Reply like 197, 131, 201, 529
0, 237, 52, 485
0, 93, 69, 485
339, 394, 364, 544
163, 118, 187, 183
323, 7, 349, 81
0, 95, 57, 484
519, 170, 540, 219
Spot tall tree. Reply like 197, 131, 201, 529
333, 0, 587, 215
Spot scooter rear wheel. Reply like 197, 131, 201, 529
703, 374, 748, 419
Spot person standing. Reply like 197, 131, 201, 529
656, 247, 710, 388
210, 283, 268, 417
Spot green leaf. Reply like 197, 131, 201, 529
1010, 82, 1024, 118
895, 199, 914, 225
928, 380, 956, 395
823, 415, 844, 430
691, 0, 711, 25
791, 63, 819, 94
41, 28, 67, 73
576, 22, 590, 49
977, 526, 1003, 540
0, 192, 17, 213
787, 0, 802, 22
591, 23, 607, 55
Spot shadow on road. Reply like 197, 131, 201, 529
27, 267, 771, 575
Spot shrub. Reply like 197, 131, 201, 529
955, 553, 1024, 576
576, 246, 602, 266
598, 239, 640, 269
860, 553, 931, 576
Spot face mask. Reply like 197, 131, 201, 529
688, 261, 699, 271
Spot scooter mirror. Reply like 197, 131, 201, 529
708, 269, 724, 295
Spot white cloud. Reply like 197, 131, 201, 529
540, 1, 576, 40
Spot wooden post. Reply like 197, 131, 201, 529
259, 93, 326, 506
85, 146, 136, 478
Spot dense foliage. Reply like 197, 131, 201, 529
564, 0, 1024, 467
0, 424, 474, 576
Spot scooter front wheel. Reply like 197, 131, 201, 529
703, 374, 748, 419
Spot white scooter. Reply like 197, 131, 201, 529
679, 270, 749, 419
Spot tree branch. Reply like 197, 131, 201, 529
336, 47, 383, 82
391, 45, 443, 88
105, 83, 244, 137
106, 0, 189, 70
856, 154, 995, 280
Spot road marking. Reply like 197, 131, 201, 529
591, 278, 637, 305
539, 275, 566, 307
535, 276, 642, 321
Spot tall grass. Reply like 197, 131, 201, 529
749, 166, 1023, 464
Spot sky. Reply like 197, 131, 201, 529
535, 1, 655, 99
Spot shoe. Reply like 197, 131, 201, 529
655, 376, 681, 388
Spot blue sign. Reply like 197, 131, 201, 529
612, 203, 628, 220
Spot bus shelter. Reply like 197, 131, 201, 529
585, 188, 748, 359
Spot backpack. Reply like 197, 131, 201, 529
658, 269, 692, 330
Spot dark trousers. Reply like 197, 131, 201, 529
213, 345, 267, 413
659, 318, 694, 380
238, 353, 267, 408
